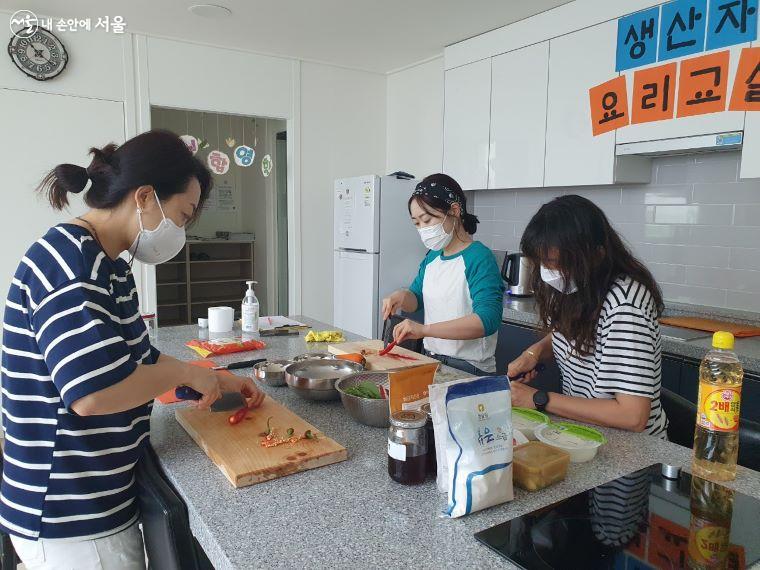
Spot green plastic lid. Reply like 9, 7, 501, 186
551, 422, 607, 444
512, 407, 550, 425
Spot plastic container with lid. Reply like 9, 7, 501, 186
512, 408, 550, 440
513, 441, 571, 491
534, 422, 607, 463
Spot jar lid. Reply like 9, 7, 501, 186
390, 410, 427, 429
198, 318, 209, 328
419, 402, 432, 418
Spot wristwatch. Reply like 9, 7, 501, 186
533, 390, 550, 413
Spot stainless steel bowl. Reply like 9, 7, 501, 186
252, 360, 290, 387
335, 372, 390, 428
285, 359, 364, 401
293, 351, 336, 362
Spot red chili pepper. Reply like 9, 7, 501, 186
228, 405, 250, 425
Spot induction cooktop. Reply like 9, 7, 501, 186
475, 463, 760, 570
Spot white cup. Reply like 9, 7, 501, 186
208, 306, 234, 333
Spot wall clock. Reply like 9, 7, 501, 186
7, 27, 68, 81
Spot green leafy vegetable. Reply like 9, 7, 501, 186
344, 381, 382, 399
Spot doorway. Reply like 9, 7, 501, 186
150, 106, 287, 325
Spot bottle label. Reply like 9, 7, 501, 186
387, 439, 406, 462
688, 517, 731, 567
697, 383, 741, 432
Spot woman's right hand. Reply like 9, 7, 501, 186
507, 351, 540, 384
382, 290, 407, 321
184, 366, 222, 410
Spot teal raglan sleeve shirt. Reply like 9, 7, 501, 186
408, 244, 504, 335
463, 243, 505, 336
408, 250, 436, 313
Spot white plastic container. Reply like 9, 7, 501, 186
512, 408, 550, 441
534, 422, 606, 463
241, 280, 259, 333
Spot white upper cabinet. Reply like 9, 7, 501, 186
617, 45, 746, 145
544, 21, 620, 187
443, 59, 492, 190
488, 42, 550, 189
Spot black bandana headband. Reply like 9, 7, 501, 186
412, 180, 461, 207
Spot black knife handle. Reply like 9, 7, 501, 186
224, 358, 267, 371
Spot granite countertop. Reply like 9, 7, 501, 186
150, 317, 760, 569
503, 296, 760, 374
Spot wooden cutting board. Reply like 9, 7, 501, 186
328, 339, 439, 371
175, 396, 347, 488
660, 316, 760, 338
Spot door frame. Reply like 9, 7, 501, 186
123, 35, 302, 319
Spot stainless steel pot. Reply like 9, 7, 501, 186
252, 360, 291, 387
285, 359, 364, 401
502, 252, 533, 297
336, 372, 390, 428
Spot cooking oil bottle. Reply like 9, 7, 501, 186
692, 331, 743, 481
687, 475, 735, 569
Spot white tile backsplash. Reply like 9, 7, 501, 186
472, 151, 760, 313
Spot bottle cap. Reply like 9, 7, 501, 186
712, 331, 735, 350
390, 410, 427, 429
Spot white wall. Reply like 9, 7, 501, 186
300, 62, 387, 323
386, 58, 444, 178
0, 11, 390, 325
0, 22, 130, 303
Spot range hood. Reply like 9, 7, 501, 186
616, 131, 743, 156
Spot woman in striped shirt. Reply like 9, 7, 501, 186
1, 130, 263, 568
508, 195, 668, 438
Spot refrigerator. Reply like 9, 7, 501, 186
333, 174, 426, 339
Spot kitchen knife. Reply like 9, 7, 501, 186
174, 388, 246, 411
259, 329, 301, 337
213, 358, 267, 371
508, 362, 546, 382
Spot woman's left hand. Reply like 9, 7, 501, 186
392, 319, 427, 343
510, 381, 538, 409
216, 372, 265, 409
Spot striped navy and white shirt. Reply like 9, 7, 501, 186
552, 276, 668, 438
1, 224, 157, 541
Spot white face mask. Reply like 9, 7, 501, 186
128, 192, 186, 265
418, 216, 453, 251
540, 264, 578, 294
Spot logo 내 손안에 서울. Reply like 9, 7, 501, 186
9, 10, 39, 38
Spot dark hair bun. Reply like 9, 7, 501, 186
36, 131, 213, 215
462, 212, 479, 235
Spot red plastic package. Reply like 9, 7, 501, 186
186, 337, 266, 358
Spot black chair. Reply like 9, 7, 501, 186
136, 445, 213, 570
661, 388, 760, 472
0, 450, 19, 570
382, 314, 424, 354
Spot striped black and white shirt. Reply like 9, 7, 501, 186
552, 276, 668, 438
1, 224, 157, 541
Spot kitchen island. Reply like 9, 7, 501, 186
150, 317, 760, 569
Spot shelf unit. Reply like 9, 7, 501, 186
155, 240, 254, 327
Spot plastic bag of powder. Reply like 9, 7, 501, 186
430, 375, 514, 518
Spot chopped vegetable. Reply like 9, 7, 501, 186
337, 353, 365, 364
257, 422, 319, 448
344, 381, 382, 399
304, 330, 345, 343
258, 416, 274, 436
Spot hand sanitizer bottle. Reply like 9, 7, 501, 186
242, 280, 259, 333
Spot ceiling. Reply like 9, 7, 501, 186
3, 0, 574, 73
